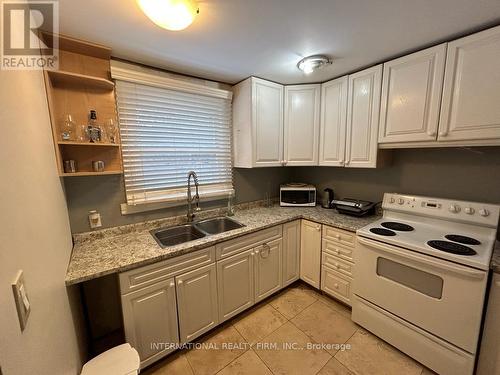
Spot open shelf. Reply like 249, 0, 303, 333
58, 141, 120, 147
60, 170, 123, 177
47, 69, 114, 90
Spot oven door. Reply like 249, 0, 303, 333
354, 236, 487, 353
280, 189, 315, 206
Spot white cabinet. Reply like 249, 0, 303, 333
438, 25, 500, 144
345, 65, 383, 168
121, 278, 179, 368
379, 44, 447, 144
319, 77, 348, 166
300, 220, 322, 288
284, 84, 321, 166
254, 238, 282, 302
282, 220, 301, 287
233, 77, 284, 167
176, 264, 218, 343
217, 248, 255, 322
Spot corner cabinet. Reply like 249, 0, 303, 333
378, 44, 447, 144
254, 238, 283, 302
233, 77, 284, 167
283, 85, 321, 166
438, 25, 500, 144
300, 220, 322, 288
319, 77, 348, 166
345, 65, 383, 168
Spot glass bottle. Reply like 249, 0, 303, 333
105, 119, 117, 144
60, 114, 76, 141
88, 110, 102, 143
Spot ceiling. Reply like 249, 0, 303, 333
58, 0, 500, 85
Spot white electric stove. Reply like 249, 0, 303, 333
352, 193, 500, 375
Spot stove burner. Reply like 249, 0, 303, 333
445, 234, 481, 245
381, 222, 414, 232
427, 240, 477, 256
370, 228, 396, 236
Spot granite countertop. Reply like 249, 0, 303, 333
491, 241, 500, 274
65, 204, 380, 286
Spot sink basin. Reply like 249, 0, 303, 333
195, 217, 245, 235
151, 224, 206, 248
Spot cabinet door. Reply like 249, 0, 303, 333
438, 26, 500, 142
300, 220, 322, 288
217, 248, 255, 322
284, 84, 321, 166
253, 78, 284, 166
282, 220, 301, 287
379, 44, 446, 143
254, 238, 282, 302
345, 65, 382, 168
319, 77, 348, 166
121, 278, 179, 368
176, 264, 218, 343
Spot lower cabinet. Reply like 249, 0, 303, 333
300, 220, 322, 288
176, 263, 219, 343
254, 238, 282, 302
282, 220, 301, 287
217, 248, 255, 322
121, 278, 179, 368
321, 266, 353, 306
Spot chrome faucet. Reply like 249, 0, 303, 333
187, 171, 201, 222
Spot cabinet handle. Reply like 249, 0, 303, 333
439, 130, 448, 137
316, 226, 321, 231
251, 251, 255, 257
335, 263, 340, 269
260, 243, 271, 259
427, 130, 437, 137
169, 282, 175, 288
334, 283, 339, 289
178, 280, 183, 285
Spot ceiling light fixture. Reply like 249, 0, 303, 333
297, 55, 332, 74
137, 0, 199, 31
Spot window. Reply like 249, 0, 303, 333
112, 64, 233, 206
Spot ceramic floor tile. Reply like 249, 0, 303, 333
335, 329, 423, 375
253, 322, 331, 375
186, 325, 248, 375
142, 352, 194, 375
291, 301, 358, 355
317, 357, 354, 375
269, 284, 318, 319
216, 350, 272, 375
233, 303, 287, 343
420, 367, 438, 375
316, 294, 352, 319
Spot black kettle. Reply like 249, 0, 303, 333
322, 188, 335, 209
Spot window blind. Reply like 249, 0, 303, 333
115, 79, 234, 205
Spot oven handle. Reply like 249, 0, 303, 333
357, 236, 486, 279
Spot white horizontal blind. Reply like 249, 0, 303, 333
115, 80, 233, 205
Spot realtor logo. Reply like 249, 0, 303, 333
1, 1, 58, 70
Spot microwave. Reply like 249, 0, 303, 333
280, 184, 316, 207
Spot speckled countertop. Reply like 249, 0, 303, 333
491, 241, 500, 274
65, 204, 380, 285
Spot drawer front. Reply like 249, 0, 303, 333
322, 239, 354, 262
216, 225, 282, 260
119, 247, 215, 295
322, 252, 354, 278
321, 266, 352, 306
322, 225, 356, 249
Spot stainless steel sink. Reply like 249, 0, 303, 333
195, 217, 245, 235
151, 224, 206, 248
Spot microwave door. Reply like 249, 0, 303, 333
281, 190, 313, 205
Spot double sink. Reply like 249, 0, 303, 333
151, 216, 245, 248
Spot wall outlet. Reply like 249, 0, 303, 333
12, 270, 30, 331
88, 210, 102, 229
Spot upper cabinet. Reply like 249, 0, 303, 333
233, 77, 284, 168
438, 26, 500, 144
345, 65, 383, 168
283, 85, 321, 166
319, 77, 348, 166
378, 44, 447, 144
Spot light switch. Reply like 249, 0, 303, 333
12, 270, 30, 331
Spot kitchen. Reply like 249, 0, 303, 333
1, 1, 500, 375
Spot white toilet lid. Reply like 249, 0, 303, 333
81, 343, 140, 375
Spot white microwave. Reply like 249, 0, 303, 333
280, 184, 316, 207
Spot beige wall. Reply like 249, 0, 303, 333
0, 69, 85, 373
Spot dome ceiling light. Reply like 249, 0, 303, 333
137, 0, 199, 31
297, 55, 333, 74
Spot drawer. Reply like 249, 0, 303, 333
216, 225, 282, 260
119, 247, 215, 295
322, 226, 356, 249
322, 239, 354, 262
322, 252, 354, 278
321, 266, 352, 306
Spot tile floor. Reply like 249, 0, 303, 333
143, 282, 434, 375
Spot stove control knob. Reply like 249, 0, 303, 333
448, 204, 460, 213
464, 207, 475, 215
398, 198, 405, 205
479, 208, 490, 217
389, 197, 395, 204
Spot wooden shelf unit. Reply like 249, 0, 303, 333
42, 33, 123, 177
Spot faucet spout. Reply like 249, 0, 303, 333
187, 171, 201, 222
